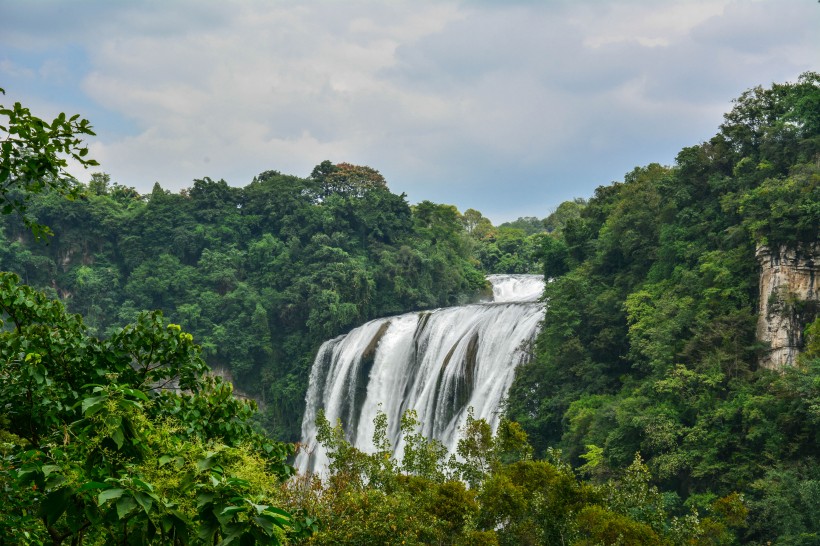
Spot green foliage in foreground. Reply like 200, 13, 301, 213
281, 410, 745, 545
0, 273, 315, 545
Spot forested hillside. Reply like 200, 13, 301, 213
0, 162, 499, 440
507, 71, 820, 543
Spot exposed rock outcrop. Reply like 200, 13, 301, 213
756, 244, 819, 370
210, 366, 257, 405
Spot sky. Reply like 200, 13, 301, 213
1, 0, 818, 224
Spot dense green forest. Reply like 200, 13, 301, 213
1, 73, 819, 544
0, 162, 522, 441
506, 71, 820, 543
0, 149, 550, 441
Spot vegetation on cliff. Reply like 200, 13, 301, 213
506, 71, 820, 544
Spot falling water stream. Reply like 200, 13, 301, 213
296, 274, 545, 475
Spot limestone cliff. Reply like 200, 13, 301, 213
756, 244, 819, 370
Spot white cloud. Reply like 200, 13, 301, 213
0, 59, 35, 80
580, 0, 730, 48
67, 2, 473, 190
2, 0, 817, 222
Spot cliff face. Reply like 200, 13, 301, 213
756, 244, 819, 370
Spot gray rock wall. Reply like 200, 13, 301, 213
756, 244, 819, 370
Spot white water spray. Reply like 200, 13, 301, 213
296, 275, 545, 475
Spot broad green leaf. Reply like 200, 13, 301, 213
132, 478, 154, 492
111, 425, 125, 450
214, 525, 243, 546
220, 506, 244, 517
264, 506, 292, 519
196, 520, 219, 542
217, 505, 242, 526
253, 515, 275, 536
117, 398, 141, 411
257, 511, 289, 529
251, 503, 269, 514
196, 492, 215, 510
98, 487, 125, 505
122, 387, 149, 402
41, 464, 61, 476
134, 491, 154, 515
116, 495, 137, 520
78, 481, 108, 492
197, 455, 216, 471
81, 395, 108, 416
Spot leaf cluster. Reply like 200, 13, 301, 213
0, 88, 99, 239
0, 273, 309, 545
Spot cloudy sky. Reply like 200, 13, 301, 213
1, 1, 817, 223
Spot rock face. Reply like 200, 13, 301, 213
756, 244, 819, 370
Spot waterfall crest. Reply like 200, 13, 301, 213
485, 273, 545, 303
296, 274, 545, 475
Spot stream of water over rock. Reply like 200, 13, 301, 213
295, 274, 545, 474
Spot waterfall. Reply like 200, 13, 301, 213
296, 274, 545, 475
485, 273, 546, 303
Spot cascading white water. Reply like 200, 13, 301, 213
296, 274, 545, 475
485, 274, 546, 303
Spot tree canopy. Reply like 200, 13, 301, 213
0, 160, 490, 440
0, 88, 99, 238
0, 272, 318, 544
506, 71, 820, 545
